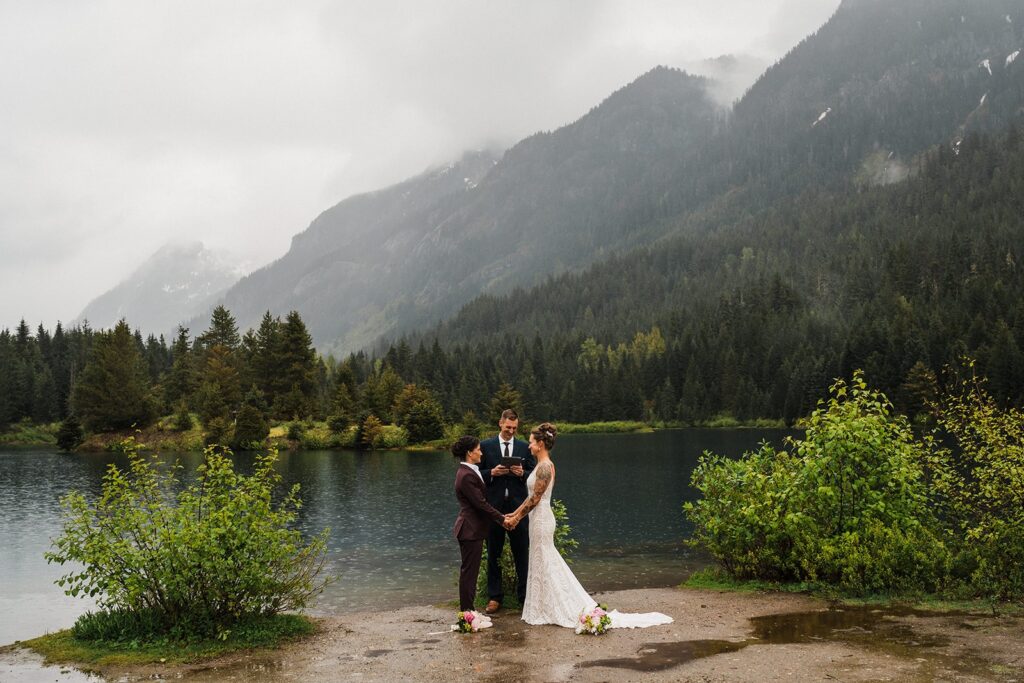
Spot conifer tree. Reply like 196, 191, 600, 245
71, 320, 157, 432
164, 326, 197, 408
199, 305, 241, 351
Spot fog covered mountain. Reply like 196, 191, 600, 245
75, 241, 246, 337
199, 0, 1023, 356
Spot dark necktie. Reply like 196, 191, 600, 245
503, 441, 510, 498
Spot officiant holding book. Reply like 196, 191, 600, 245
479, 408, 536, 613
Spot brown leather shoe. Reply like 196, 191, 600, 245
485, 600, 501, 614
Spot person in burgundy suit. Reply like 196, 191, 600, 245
452, 435, 508, 612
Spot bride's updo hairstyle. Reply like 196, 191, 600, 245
451, 435, 480, 461
531, 422, 557, 451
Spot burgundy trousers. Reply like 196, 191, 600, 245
458, 538, 484, 611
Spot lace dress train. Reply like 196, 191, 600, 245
520, 468, 673, 630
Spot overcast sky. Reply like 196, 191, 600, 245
0, 0, 840, 332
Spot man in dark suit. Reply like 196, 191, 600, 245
453, 435, 507, 612
479, 408, 536, 613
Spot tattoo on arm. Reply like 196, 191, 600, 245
517, 462, 553, 517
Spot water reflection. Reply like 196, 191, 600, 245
0, 429, 796, 644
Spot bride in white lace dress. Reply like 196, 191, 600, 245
505, 422, 673, 630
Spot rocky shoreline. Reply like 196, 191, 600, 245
4, 587, 1022, 682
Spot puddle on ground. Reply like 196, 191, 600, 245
582, 605, 1018, 679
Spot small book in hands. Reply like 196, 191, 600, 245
500, 456, 524, 467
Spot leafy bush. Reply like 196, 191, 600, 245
932, 367, 1024, 600
378, 424, 409, 448
685, 372, 950, 595
46, 438, 332, 641
232, 404, 268, 451
286, 421, 304, 441
172, 402, 194, 432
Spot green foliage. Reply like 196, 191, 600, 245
66, 610, 314, 654
356, 414, 384, 449
685, 372, 950, 595
932, 366, 1024, 600
393, 383, 445, 443
476, 499, 577, 607
487, 383, 523, 423
232, 407, 268, 451
378, 424, 409, 448
72, 321, 158, 433
56, 414, 85, 452
23, 613, 315, 665
286, 421, 304, 441
172, 402, 194, 432
45, 438, 332, 640
0, 418, 59, 446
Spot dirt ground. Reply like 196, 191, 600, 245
4, 587, 1022, 682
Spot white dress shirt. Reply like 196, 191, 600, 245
460, 461, 484, 483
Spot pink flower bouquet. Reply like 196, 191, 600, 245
576, 604, 612, 635
453, 610, 493, 633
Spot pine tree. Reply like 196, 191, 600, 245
199, 305, 241, 351
56, 414, 85, 452
71, 320, 157, 432
195, 344, 242, 427
393, 384, 446, 443
274, 311, 317, 417
487, 382, 523, 423
164, 326, 197, 408
232, 385, 269, 450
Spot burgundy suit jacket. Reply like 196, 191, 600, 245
453, 464, 505, 541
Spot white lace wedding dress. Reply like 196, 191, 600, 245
521, 466, 674, 630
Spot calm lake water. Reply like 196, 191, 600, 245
0, 429, 797, 645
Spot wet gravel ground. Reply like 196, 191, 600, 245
4, 587, 1022, 682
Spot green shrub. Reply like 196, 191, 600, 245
172, 403, 194, 432
46, 438, 332, 641
298, 423, 337, 450
232, 404, 268, 451
378, 424, 409, 448
56, 415, 85, 452
286, 421, 304, 441
326, 414, 350, 434
685, 372, 950, 595
933, 367, 1024, 600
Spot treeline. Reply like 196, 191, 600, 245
0, 306, 474, 449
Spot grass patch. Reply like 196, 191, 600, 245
0, 419, 59, 446
682, 567, 815, 594
682, 568, 1024, 615
18, 614, 317, 667
556, 421, 652, 434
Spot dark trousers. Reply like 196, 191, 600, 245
486, 499, 529, 603
458, 538, 484, 611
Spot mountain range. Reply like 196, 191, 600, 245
93, 0, 1023, 366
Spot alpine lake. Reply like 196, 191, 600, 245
0, 428, 798, 645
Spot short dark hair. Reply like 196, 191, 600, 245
451, 435, 480, 461
530, 422, 557, 450
499, 408, 519, 422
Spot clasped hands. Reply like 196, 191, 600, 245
502, 513, 521, 530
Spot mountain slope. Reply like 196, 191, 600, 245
207, 68, 722, 354
75, 242, 244, 336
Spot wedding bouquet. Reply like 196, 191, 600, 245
575, 604, 612, 635
453, 610, 492, 633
